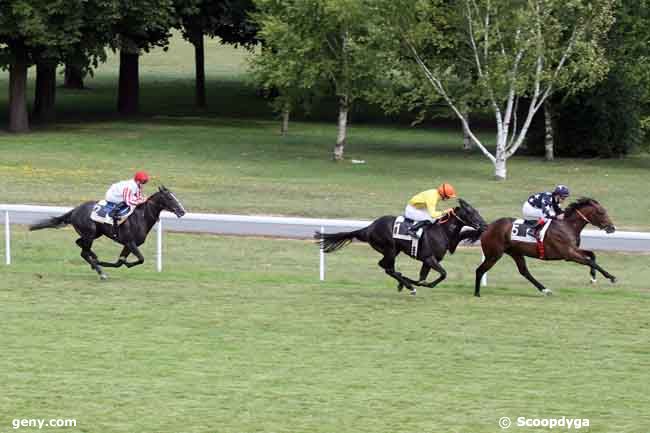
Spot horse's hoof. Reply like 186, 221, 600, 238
610, 276, 617, 284
542, 288, 553, 296
397, 283, 404, 292
99, 273, 108, 281
590, 278, 597, 284
409, 289, 417, 296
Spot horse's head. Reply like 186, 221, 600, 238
453, 198, 488, 230
155, 186, 186, 218
565, 198, 615, 233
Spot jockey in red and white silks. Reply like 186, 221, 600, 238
105, 172, 149, 208
104, 171, 149, 236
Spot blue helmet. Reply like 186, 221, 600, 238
553, 185, 570, 198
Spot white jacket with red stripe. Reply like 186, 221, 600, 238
105, 179, 145, 206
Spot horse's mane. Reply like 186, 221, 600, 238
565, 197, 599, 217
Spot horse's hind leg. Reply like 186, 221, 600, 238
378, 253, 416, 294
510, 254, 551, 295
76, 238, 107, 280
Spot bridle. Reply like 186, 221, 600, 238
440, 208, 480, 230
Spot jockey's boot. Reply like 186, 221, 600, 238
112, 217, 120, 239
407, 220, 432, 238
532, 218, 546, 240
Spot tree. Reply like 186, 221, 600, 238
525, 0, 650, 158
0, 1, 118, 129
113, 0, 176, 115
175, 0, 258, 108
0, 1, 87, 131
381, 0, 614, 179
252, 0, 383, 160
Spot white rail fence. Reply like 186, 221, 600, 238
3, 204, 650, 280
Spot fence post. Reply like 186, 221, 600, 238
156, 220, 162, 272
4, 211, 10, 265
480, 252, 487, 287
319, 225, 325, 281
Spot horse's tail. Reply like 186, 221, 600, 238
29, 210, 74, 231
314, 227, 369, 253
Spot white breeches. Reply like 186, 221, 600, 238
404, 204, 436, 222
522, 202, 545, 220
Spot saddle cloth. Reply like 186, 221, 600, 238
90, 200, 134, 225
511, 219, 552, 243
392, 216, 424, 257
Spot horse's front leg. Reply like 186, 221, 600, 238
122, 242, 145, 268
97, 246, 131, 268
568, 249, 616, 283
581, 250, 599, 283
421, 256, 447, 289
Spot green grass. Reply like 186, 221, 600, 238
1, 228, 649, 433
1, 33, 649, 433
1, 118, 649, 230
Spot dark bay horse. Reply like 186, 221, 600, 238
29, 186, 186, 279
464, 198, 616, 297
316, 199, 487, 294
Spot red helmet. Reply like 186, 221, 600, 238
134, 171, 150, 184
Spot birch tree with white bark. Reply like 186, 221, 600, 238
385, 0, 614, 179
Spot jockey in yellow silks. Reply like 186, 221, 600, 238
405, 183, 457, 237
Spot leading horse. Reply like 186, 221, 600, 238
316, 199, 487, 294
463, 198, 616, 297
29, 186, 186, 279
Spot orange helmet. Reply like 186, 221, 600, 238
438, 183, 457, 199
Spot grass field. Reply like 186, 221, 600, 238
1, 34, 650, 433
1, 227, 649, 433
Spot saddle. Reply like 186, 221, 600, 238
90, 200, 134, 225
392, 216, 423, 257
511, 219, 551, 242
511, 219, 553, 258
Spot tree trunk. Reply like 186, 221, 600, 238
280, 106, 290, 136
462, 109, 471, 151
33, 62, 57, 123
544, 100, 554, 161
63, 64, 85, 89
8, 44, 29, 133
117, 50, 140, 115
494, 133, 507, 180
193, 31, 206, 109
333, 95, 348, 161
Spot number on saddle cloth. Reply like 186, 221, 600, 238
392, 216, 422, 257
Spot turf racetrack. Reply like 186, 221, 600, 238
2, 228, 649, 433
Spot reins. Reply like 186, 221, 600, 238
439, 208, 473, 229
575, 208, 592, 225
